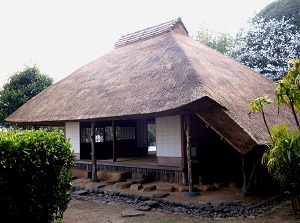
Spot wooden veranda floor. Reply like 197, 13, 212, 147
77, 152, 181, 171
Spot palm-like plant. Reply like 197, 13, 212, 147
250, 59, 300, 213
249, 95, 272, 139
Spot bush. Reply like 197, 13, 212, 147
0, 129, 75, 222
148, 128, 156, 147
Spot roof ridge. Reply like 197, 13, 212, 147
114, 17, 187, 48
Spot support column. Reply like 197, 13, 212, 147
180, 114, 187, 184
242, 153, 258, 196
184, 114, 193, 193
184, 114, 199, 196
112, 120, 116, 163
90, 121, 97, 181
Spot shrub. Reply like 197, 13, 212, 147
148, 128, 156, 147
0, 129, 75, 222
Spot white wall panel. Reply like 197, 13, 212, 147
156, 115, 181, 157
65, 122, 80, 157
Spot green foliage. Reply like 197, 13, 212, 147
249, 95, 273, 139
0, 129, 75, 222
194, 27, 234, 54
256, 0, 300, 31
262, 125, 300, 195
148, 128, 156, 146
250, 59, 300, 205
275, 59, 300, 108
0, 66, 53, 128
275, 59, 300, 127
249, 95, 271, 113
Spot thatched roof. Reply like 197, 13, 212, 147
6, 18, 295, 154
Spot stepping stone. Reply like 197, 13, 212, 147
114, 182, 132, 189
104, 179, 120, 185
150, 192, 169, 198
198, 184, 217, 192
71, 169, 92, 179
142, 185, 156, 192
184, 191, 200, 197
74, 190, 89, 195
156, 185, 174, 192
137, 206, 151, 211
130, 183, 142, 191
143, 200, 159, 207
121, 210, 144, 217
175, 185, 189, 192
127, 178, 147, 184
97, 170, 131, 181
97, 183, 106, 188
214, 182, 227, 188
84, 182, 106, 190
127, 179, 139, 184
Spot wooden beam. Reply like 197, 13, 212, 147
90, 121, 97, 181
195, 113, 240, 152
112, 120, 116, 163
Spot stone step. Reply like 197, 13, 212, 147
97, 170, 131, 181
142, 185, 156, 192
71, 169, 92, 179
150, 192, 169, 198
156, 184, 174, 192
114, 182, 133, 189
130, 183, 142, 191
122, 210, 144, 217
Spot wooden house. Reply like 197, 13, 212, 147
6, 18, 294, 194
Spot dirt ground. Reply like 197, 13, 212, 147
62, 197, 299, 223
62, 179, 300, 223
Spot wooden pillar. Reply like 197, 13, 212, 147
180, 114, 187, 184
242, 153, 258, 196
90, 121, 97, 181
184, 114, 193, 192
112, 120, 116, 163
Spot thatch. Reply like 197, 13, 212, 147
6, 18, 296, 154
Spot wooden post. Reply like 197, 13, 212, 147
180, 114, 187, 184
112, 120, 116, 163
90, 121, 97, 181
242, 153, 258, 196
184, 114, 193, 192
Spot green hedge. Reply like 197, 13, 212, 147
0, 129, 75, 222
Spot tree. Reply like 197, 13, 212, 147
194, 27, 234, 54
228, 18, 300, 81
0, 66, 53, 127
148, 123, 156, 147
249, 59, 300, 213
256, 0, 300, 32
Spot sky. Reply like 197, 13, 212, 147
0, 0, 275, 88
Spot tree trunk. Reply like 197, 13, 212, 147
90, 121, 97, 181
